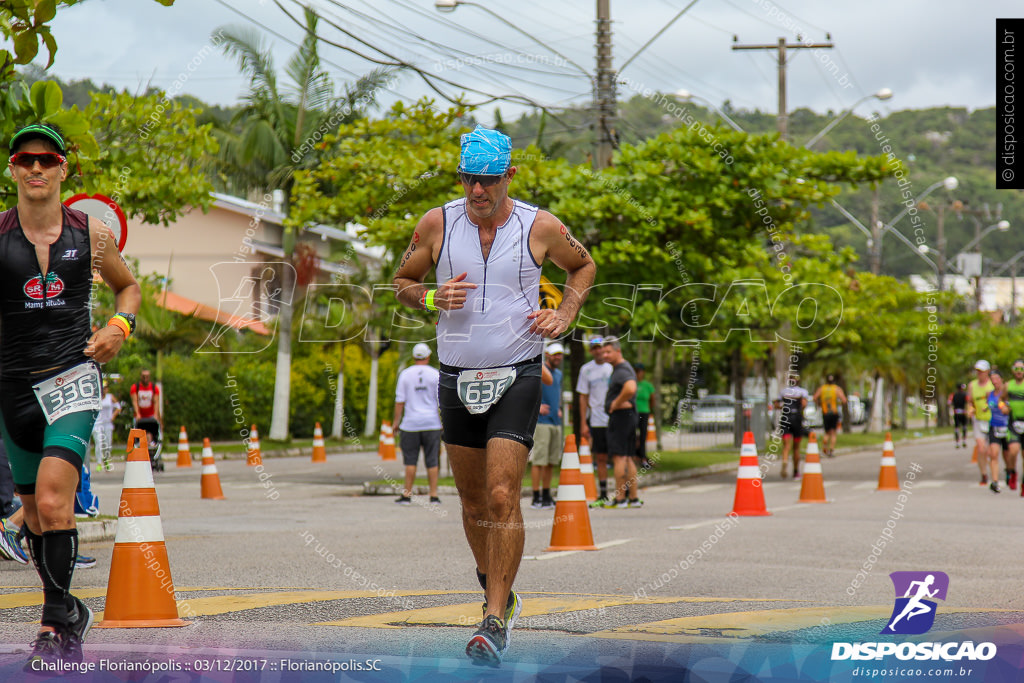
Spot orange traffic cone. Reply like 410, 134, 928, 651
312, 422, 327, 463
200, 438, 226, 500
732, 431, 771, 516
546, 434, 599, 551
175, 426, 192, 468
877, 432, 899, 491
577, 435, 598, 502
378, 421, 396, 461
97, 429, 188, 628
645, 415, 658, 454
246, 425, 262, 466
798, 432, 828, 503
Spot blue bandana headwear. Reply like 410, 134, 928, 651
458, 126, 512, 175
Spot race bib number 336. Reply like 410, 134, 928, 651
32, 363, 102, 425
457, 367, 517, 415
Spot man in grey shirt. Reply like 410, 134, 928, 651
603, 337, 640, 508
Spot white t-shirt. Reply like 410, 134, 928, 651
395, 365, 442, 432
97, 394, 120, 429
576, 359, 612, 427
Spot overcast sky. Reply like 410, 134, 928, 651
41, 0, 1012, 123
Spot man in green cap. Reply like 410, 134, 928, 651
393, 126, 595, 665
3, 123, 141, 669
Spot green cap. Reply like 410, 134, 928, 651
9, 124, 66, 155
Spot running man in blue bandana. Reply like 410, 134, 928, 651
393, 126, 596, 665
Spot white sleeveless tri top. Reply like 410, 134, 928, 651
435, 197, 543, 368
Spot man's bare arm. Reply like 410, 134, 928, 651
393, 208, 477, 311
527, 212, 596, 338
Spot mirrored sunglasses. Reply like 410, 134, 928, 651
9, 152, 66, 169
459, 172, 504, 188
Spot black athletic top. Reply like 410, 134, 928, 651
950, 390, 968, 413
0, 206, 92, 379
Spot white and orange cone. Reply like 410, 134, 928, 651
577, 435, 598, 502
546, 434, 599, 551
645, 415, 658, 454
312, 422, 327, 463
731, 431, 771, 516
877, 432, 899, 491
247, 425, 262, 466
200, 438, 226, 500
378, 421, 396, 461
798, 432, 828, 503
175, 426, 192, 468
97, 429, 188, 628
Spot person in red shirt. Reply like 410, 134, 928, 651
130, 369, 161, 445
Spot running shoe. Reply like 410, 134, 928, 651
429, 496, 441, 504
1010, 471, 1018, 491
61, 596, 94, 663
980, 474, 988, 486
530, 494, 543, 510
611, 499, 629, 509
0, 518, 28, 564
23, 632, 61, 672
74, 554, 97, 569
628, 498, 644, 508
990, 480, 1001, 494
466, 614, 507, 665
589, 496, 609, 509
540, 493, 556, 510
394, 495, 412, 505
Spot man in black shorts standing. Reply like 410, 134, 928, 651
3, 123, 140, 668
603, 337, 640, 508
393, 127, 595, 664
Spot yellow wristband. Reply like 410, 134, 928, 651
424, 289, 438, 312
108, 317, 130, 339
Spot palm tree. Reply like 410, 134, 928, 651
214, 8, 391, 440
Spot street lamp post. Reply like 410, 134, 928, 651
871, 176, 958, 278
805, 88, 893, 149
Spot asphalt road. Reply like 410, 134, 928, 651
1, 434, 1021, 681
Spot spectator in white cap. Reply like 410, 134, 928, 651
529, 343, 564, 509
392, 343, 442, 505
968, 360, 995, 486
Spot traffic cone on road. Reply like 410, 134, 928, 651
97, 429, 188, 628
175, 426, 191, 468
645, 415, 658, 454
312, 422, 327, 463
577, 435, 598, 502
378, 421, 396, 461
877, 432, 899, 491
247, 425, 262, 466
546, 434, 599, 551
798, 432, 828, 503
200, 438, 226, 500
731, 431, 771, 516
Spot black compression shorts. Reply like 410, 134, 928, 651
438, 357, 542, 450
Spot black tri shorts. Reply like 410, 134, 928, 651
438, 356, 543, 450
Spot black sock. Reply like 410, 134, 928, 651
476, 568, 487, 591
542, 488, 551, 500
531, 490, 540, 501
599, 480, 608, 498
39, 529, 77, 629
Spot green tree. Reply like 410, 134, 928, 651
214, 7, 391, 440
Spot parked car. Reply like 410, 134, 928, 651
688, 395, 735, 432
804, 403, 823, 429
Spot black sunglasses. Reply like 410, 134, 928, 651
459, 172, 505, 188
9, 152, 66, 169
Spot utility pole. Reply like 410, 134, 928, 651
869, 186, 881, 275
594, 0, 615, 169
732, 37, 833, 141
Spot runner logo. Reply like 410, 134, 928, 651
881, 571, 948, 635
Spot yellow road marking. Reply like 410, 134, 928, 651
590, 605, 1022, 643
315, 595, 800, 628
0, 586, 294, 610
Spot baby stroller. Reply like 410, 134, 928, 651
135, 418, 163, 472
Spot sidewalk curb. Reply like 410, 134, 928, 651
359, 433, 951, 497
78, 519, 118, 544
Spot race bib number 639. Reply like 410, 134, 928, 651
457, 367, 517, 415
32, 362, 102, 425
